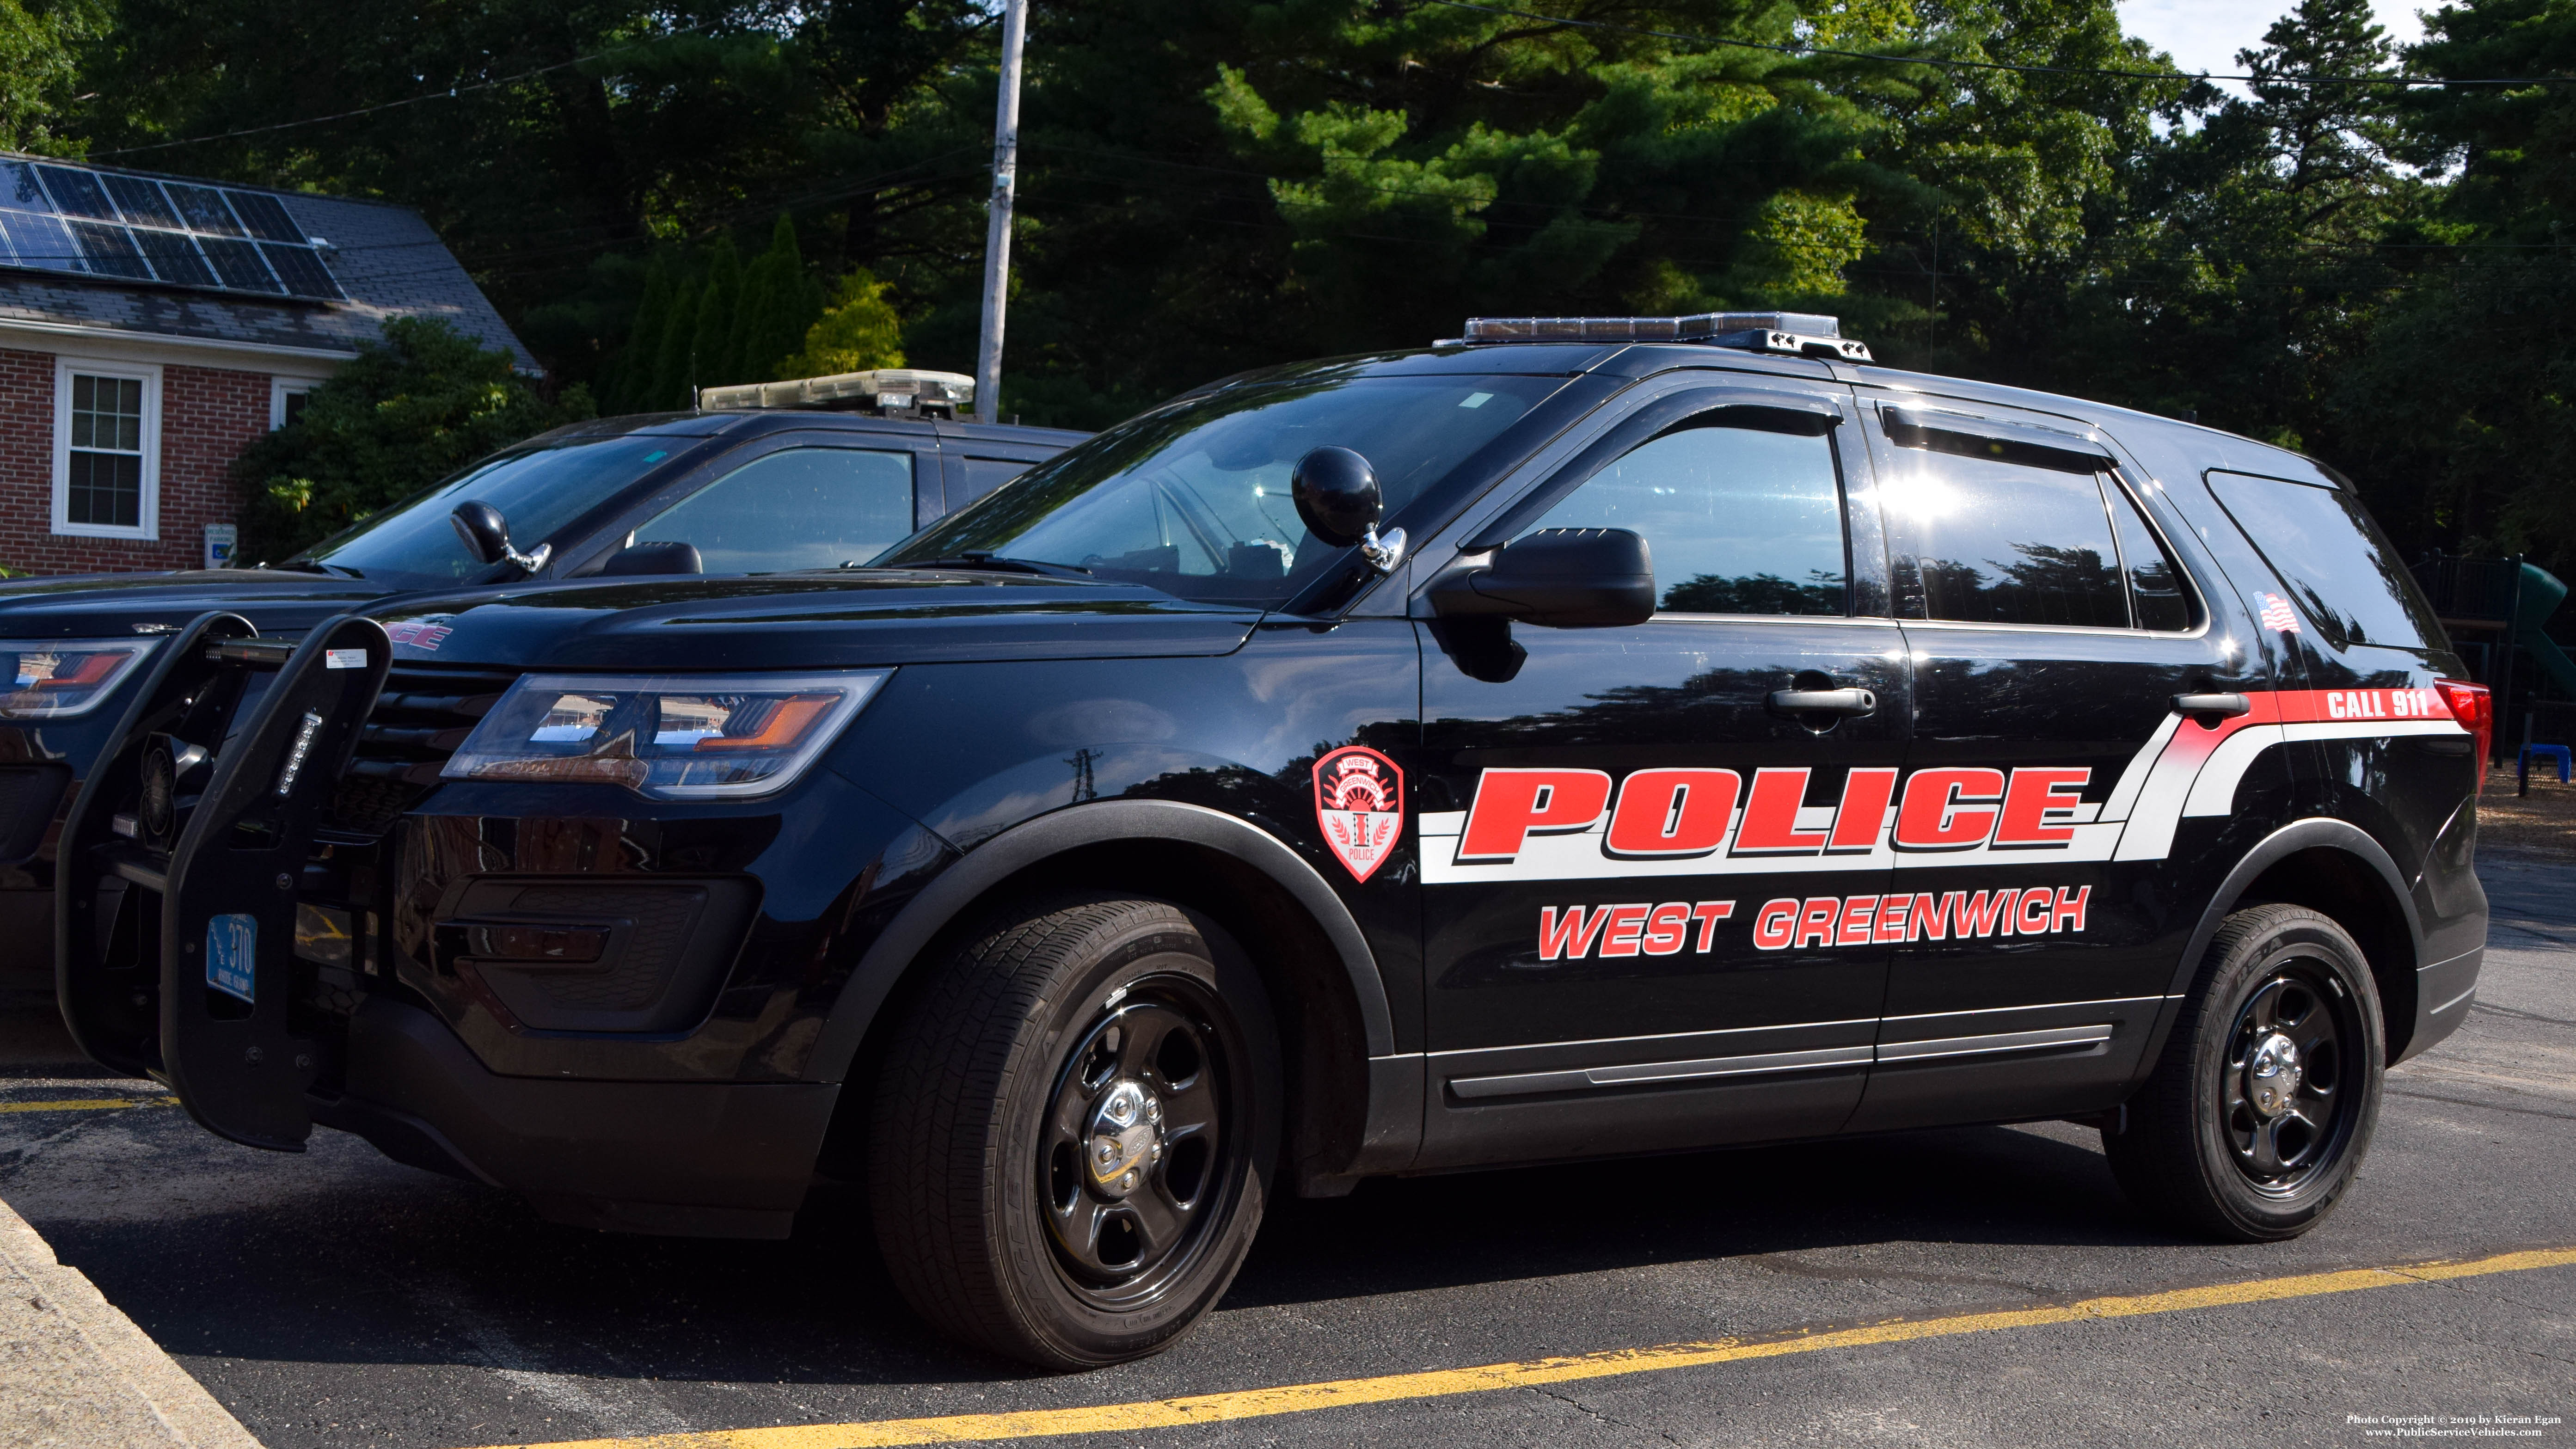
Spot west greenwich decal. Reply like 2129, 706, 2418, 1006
1314, 745, 1404, 883
1424, 688, 2462, 885
1533, 887, 2091, 961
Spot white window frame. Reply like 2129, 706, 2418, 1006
52, 356, 161, 541
270, 375, 322, 430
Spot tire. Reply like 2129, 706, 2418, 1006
2105, 903, 2385, 1241
868, 892, 1281, 1368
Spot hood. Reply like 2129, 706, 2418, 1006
365, 571, 1263, 671
0, 569, 392, 639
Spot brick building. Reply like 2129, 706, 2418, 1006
1, 152, 533, 575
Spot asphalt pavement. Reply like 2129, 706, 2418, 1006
3, 853, 2570, 1449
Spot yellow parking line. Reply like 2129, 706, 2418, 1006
0, 1097, 172, 1115
459, 1244, 2576, 1449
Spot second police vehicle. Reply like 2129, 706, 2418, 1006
55, 313, 2490, 1369
0, 369, 1077, 980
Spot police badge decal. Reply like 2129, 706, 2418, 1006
1313, 745, 1404, 883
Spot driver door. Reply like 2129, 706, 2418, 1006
1410, 380, 1907, 1170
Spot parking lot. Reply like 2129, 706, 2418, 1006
3, 849, 2569, 1449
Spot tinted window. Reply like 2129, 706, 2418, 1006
2108, 481, 2191, 631
636, 448, 914, 573
1527, 422, 1846, 615
951, 456, 1034, 511
881, 373, 1565, 606
1883, 449, 2125, 627
2208, 471, 2440, 651
297, 435, 689, 588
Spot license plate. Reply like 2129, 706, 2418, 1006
207, 914, 257, 1002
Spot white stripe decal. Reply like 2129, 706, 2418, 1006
1419, 690, 2465, 885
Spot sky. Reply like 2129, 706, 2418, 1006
2118, 0, 2429, 92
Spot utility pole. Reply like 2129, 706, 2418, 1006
975, 0, 1028, 425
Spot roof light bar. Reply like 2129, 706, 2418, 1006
1458, 313, 1872, 362
698, 368, 975, 418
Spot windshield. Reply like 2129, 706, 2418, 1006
877, 371, 1565, 606
289, 435, 691, 588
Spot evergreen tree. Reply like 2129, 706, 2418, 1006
781, 269, 906, 376
735, 215, 826, 381
610, 253, 676, 414
650, 280, 702, 411
690, 234, 745, 388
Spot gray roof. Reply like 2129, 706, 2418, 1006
0, 158, 535, 370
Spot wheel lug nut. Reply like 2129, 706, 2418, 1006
1120, 1170, 1136, 1191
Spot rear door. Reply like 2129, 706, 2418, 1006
594, 430, 935, 573
1852, 400, 2275, 1130
1410, 377, 1909, 1169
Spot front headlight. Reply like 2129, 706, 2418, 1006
0, 638, 161, 720
442, 671, 890, 800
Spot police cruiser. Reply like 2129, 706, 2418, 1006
55, 314, 2489, 1369
0, 369, 1077, 984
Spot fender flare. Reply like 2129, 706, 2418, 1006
804, 798, 1396, 1085
2134, 817, 2423, 1071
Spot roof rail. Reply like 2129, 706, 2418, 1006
698, 368, 974, 418
1454, 313, 1871, 362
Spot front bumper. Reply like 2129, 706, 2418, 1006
319, 997, 838, 1238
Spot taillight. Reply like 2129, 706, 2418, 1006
2435, 678, 2493, 790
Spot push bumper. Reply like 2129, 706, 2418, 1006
317, 997, 838, 1239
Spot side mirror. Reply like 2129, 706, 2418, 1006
1292, 446, 1405, 573
598, 540, 704, 578
1428, 528, 1656, 627
449, 500, 551, 573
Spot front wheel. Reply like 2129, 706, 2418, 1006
869, 894, 1280, 1368
2105, 903, 2384, 1241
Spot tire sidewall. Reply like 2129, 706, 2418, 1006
986, 904, 1282, 1366
2183, 913, 2385, 1238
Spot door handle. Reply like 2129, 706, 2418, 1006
1769, 687, 1877, 717
2172, 692, 2251, 719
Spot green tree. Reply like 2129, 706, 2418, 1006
233, 318, 592, 562
781, 268, 907, 376
732, 214, 827, 380
690, 234, 746, 387
650, 279, 703, 411
2325, 0, 2576, 565
611, 253, 678, 413
0, 0, 102, 151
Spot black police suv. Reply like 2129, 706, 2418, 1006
56, 313, 2488, 1370
0, 395, 1079, 982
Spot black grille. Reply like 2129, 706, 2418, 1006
331, 665, 516, 834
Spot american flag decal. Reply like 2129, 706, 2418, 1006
2258, 593, 2300, 633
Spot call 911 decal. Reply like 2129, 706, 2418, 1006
1422, 687, 2464, 884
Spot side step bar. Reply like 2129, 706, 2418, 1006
56, 611, 391, 1151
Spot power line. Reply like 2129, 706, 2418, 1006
1424, 0, 2576, 89
86, 22, 718, 158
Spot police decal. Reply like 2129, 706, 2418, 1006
1314, 745, 1404, 883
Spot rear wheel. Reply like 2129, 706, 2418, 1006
869, 893, 1279, 1368
2105, 903, 2383, 1241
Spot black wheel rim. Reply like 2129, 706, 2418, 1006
1037, 976, 1234, 1310
2217, 957, 2363, 1196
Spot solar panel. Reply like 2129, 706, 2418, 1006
258, 241, 339, 300
163, 183, 243, 236
133, 228, 216, 288
197, 235, 281, 293
35, 166, 116, 221
225, 191, 303, 244
69, 220, 150, 280
102, 174, 182, 230
0, 156, 345, 302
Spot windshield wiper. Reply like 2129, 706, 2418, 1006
865, 552, 1092, 579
